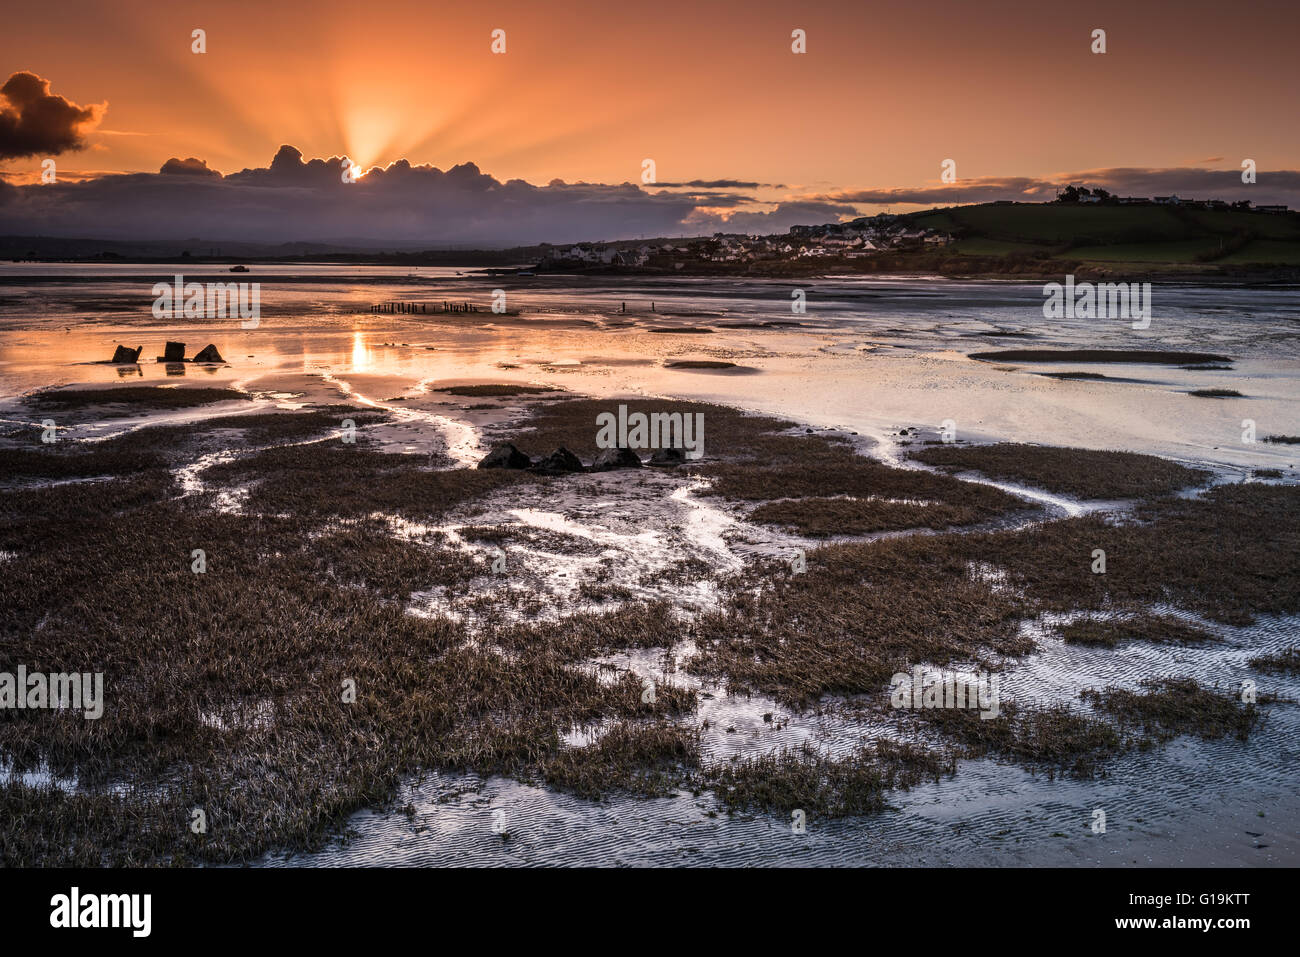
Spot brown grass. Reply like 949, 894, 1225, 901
434, 384, 558, 397
1249, 648, 1300, 675
1080, 678, 1261, 743
746, 497, 982, 536
912, 443, 1208, 499
24, 386, 249, 410
1056, 614, 1215, 648
970, 349, 1232, 365
707, 740, 954, 817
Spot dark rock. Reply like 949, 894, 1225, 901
157, 341, 185, 362
192, 343, 224, 363
649, 447, 687, 466
533, 447, 585, 474
477, 442, 532, 470
592, 447, 642, 470
110, 344, 142, 363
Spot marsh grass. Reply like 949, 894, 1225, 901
746, 497, 982, 536
434, 384, 558, 397
708, 740, 955, 817
911, 443, 1208, 499
2, 394, 1293, 862
1056, 614, 1216, 648
963, 485, 1300, 625
204, 442, 532, 519
1249, 648, 1300, 675
0, 407, 381, 484
0, 486, 699, 864
917, 701, 1123, 779
25, 387, 249, 410
543, 722, 700, 799
1080, 679, 1261, 743
689, 537, 1031, 708
970, 349, 1232, 365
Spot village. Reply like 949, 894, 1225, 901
540, 212, 952, 269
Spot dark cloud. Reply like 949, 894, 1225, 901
0, 145, 721, 244
813, 168, 1300, 208
653, 180, 783, 189
816, 177, 1056, 206
159, 157, 221, 178
0, 71, 105, 160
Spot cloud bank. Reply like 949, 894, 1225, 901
0, 144, 854, 244
2, 136, 1294, 246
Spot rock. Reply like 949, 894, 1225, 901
477, 442, 532, 470
591, 447, 642, 470
157, 341, 185, 362
532, 447, 585, 474
192, 343, 224, 363
110, 344, 142, 363
649, 447, 687, 466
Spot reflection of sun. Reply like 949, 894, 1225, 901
350, 330, 371, 372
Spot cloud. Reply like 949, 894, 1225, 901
159, 156, 222, 178
686, 200, 863, 234
0, 145, 722, 244
0, 72, 105, 161
653, 180, 784, 189
810, 168, 1300, 209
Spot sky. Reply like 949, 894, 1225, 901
1, 0, 1298, 243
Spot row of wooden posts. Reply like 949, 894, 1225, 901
370, 301, 479, 314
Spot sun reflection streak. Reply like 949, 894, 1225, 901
350, 330, 372, 372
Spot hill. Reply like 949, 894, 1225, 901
903, 201, 1300, 270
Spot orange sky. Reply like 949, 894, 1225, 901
3, 0, 1298, 207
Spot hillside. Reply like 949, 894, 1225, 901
905, 202, 1300, 269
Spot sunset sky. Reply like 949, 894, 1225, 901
2, 0, 1298, 242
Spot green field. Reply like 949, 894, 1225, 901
906, 202, 1300, 271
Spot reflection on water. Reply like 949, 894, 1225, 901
2, 272, 1298, 477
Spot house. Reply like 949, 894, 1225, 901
1153, 195, 1182, 205
1117, 196, 1149, 204
1254, 204, 1289, 214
